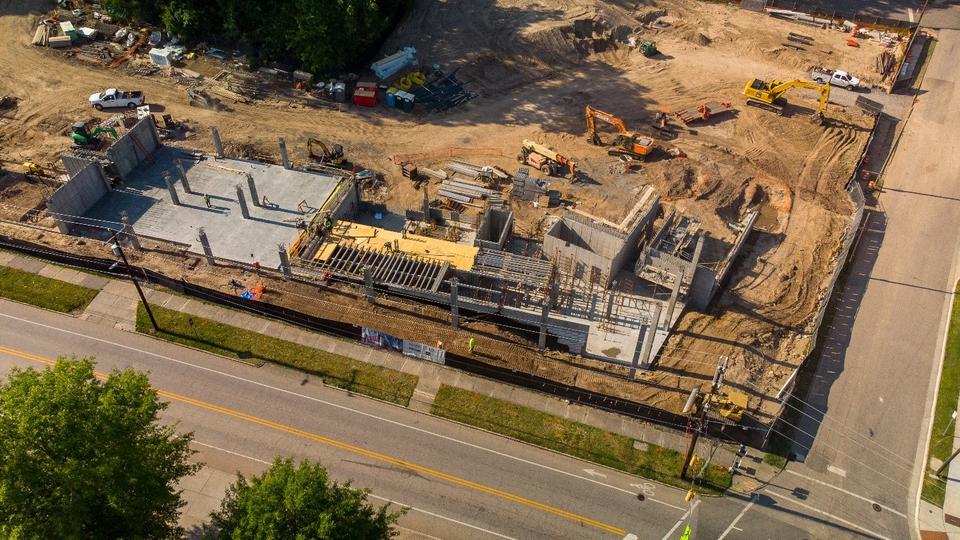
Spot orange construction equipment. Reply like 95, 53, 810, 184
584, 105, 653, 159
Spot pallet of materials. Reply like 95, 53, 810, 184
675, 101, 734, 124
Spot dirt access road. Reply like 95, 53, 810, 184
0, 0, 887, 419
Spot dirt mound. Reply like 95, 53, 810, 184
634, 7, 667, 24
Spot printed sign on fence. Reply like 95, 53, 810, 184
362, 328, 445, 364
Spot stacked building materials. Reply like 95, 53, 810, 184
371, 47, 417, 80
438, 178, 498, 204
409, 69, 477, 113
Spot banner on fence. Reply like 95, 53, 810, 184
362, 327, 446, 364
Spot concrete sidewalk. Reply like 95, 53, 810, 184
0, 248, 736, 467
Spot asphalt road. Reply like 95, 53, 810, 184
0, 297, 895, 539
779, 0, 960, 29
782, 26, 960, 540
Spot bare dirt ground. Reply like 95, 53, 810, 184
0, 0, 890, 422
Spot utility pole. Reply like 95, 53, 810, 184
680, 356, 728, 480
110, 242, 159, 331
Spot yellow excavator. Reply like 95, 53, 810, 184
742, 78, 830, 117
584, 105, 654, 160
307, 138, 345, 167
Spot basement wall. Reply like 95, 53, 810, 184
106, 116, 161, 180
46, 162, 111, 233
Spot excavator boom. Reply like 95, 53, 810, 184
743, 78, 830, 115
584, 105, 653, 157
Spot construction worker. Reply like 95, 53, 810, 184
203, 193, 212, 208
468, 337, 477, 355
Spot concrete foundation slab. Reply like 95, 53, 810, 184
84, 147, 345, 267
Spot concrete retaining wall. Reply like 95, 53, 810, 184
688, 210, 758, 311
106, 116, 160, 180
475, 207, 513, 250
61, 155, 95, 177
46, 162, 111, 233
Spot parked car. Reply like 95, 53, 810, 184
89, 88, 145, 110
810, 67, 860, 89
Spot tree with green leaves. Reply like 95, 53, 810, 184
205, 458, 401, 539
100, 0, 409, 74
0, 358, 200, 539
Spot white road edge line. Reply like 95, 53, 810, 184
718, 494, 756, 540
660, 500, 700, 540
0, 310, 686, 512
763, 489, 892, 540
784, 468, 907, 518
191, 440, 517, 540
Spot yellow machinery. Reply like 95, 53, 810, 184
709, 390, 748, 423
518, 139, 577, 178
742, 78, 830, 116
22, 162, 42, 175
307, 138, 345, 166
584, 105, 654, 159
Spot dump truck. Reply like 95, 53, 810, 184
89, 88, 145, 110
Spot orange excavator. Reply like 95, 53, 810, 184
584, 105, 654, 160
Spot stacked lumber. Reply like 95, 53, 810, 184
32, 24, 51, 46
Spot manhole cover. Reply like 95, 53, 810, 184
637, 493, 645, 501
872, 503, 882, 513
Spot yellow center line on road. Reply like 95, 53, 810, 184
0, 345, 627, 537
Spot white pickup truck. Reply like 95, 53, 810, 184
89, 88, 145, 110
810, 68, 860, 89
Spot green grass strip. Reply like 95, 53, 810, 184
431, 385, 732, 494
135, 303, 417, 406
920, 280, 960, 507
0, 265, 99, 313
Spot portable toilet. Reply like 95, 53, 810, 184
385, 88, 397, 108
395, 90, 415, 113
330, 81, 346, 102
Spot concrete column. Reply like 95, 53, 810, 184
278, 243, 293, 278
211, 127, 224, 158
604, 289, 617, 322
538, 282, 556, 350
163, 173, 180, 206
663, 270, 683, 332
689, 234, 704, 278
121, 215, 142, 251
364, 265, 374, 304
176, 160, 193, 194
422, 184, 430, 218
278, 137, 290, 169
235, 185, 250, 219
246, 174, 261, 207
640, 302, 663, 369
450, 278, 460, 329
197, 227, 215, 265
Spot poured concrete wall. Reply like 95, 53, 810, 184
475, 207, 513, 250
106, 116, 160, 180
543, 218, 615, 278
544, 191, 659, 285
688, 210, 758, 310
61, 155, 95, 177
46, 162, 111, 233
